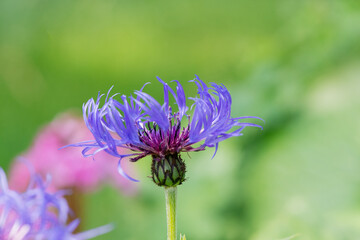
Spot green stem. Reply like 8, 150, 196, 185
164, 187, 177, 240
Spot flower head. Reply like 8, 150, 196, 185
0, 165, 112, 239
70, 75, 263, 186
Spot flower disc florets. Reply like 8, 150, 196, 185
70, 75, 263, 184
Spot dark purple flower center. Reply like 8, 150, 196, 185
127, 115, 203, 162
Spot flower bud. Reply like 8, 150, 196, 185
151, 153, 186, 187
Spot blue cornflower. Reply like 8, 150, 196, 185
70, 75, 263, 186
0, 166, 112, 239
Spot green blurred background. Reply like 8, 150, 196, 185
1, 0, 360, 239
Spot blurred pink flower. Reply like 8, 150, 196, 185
9, 112, 138, 194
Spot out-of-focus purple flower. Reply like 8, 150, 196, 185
70, 75, 263, 186
0, 167, 112, 239
9, 113, 137, 194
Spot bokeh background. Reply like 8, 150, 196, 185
1, 0, 360, 239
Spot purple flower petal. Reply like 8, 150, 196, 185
0, 165, 112, 239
